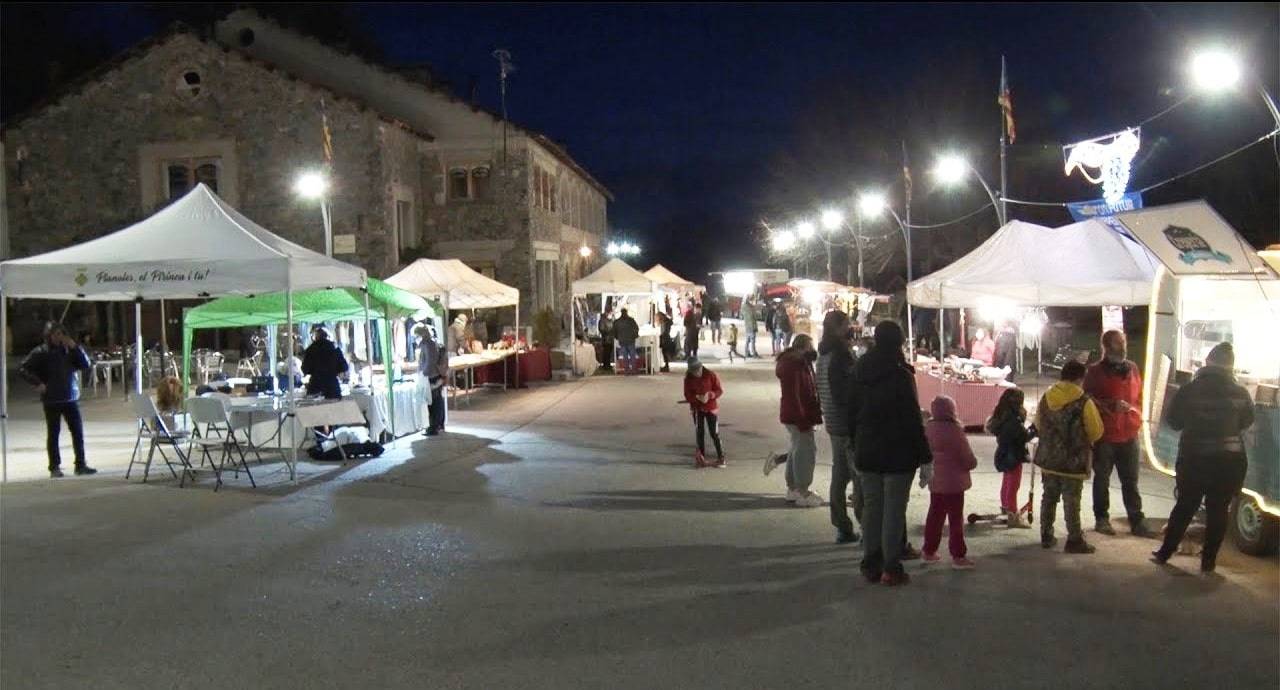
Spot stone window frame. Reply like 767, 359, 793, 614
448, 168, 470, 201
139, 140, 239, 210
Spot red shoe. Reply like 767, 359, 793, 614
694, 451, 708, 468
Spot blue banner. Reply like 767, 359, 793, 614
1066, 192, 1143, 222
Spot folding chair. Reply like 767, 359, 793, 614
186, 397, 255, 491
199, 351, 226, 384
126, 396, 195, 485
236, 351, 263, 378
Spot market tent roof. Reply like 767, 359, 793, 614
644, 264, 694, 287
183, 278, 437, 330
907, 218, 1158, 308
385, 258, 519, 309
0, 184, 365, 300
573, 258, 657, 295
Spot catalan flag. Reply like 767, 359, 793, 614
320, 97, 334, 167
998, 56, 1016, 144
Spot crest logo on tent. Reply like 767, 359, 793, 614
74, 269, 88, 287
1163, 225, 1232, 266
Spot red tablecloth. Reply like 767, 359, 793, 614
473, 349, 553, 387
914, 371, 1009, 427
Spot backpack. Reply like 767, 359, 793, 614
1033, 396, 1091, 474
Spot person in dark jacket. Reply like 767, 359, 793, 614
657, 312, 675, 373
816, 309, 861, 543
614, 308, 641, 375
985, 387, 1036, 528
683, 307, 700, 360
706, 298, 723, 344
20, 323, 96, 477
416, 325, 450, 436
1152, 342, 1255, 573
846, 320, 930, 586
301, 328, 349, 400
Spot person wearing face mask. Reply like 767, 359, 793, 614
1083, 329, 1151, 537
774, 333, 824, 507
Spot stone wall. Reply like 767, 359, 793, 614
2, 30, 393, 347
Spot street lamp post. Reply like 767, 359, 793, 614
820, 209, 844, 283
295, 171, 332, 257
857, 191, 914, 351
1189, 48, 1280, 129
934, 154, 1005, 227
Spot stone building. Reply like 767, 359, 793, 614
2, 9, 609, 346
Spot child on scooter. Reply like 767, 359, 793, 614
986, 387, 1036, 528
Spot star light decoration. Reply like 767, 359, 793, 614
1063, 128, 1141, 206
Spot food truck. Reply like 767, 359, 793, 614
1115, 202, 1280, 555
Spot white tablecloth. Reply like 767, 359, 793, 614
352, 382, 427, 439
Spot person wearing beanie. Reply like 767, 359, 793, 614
846, 320, 931, 586
683, 357, 725, 468
1152, 342, 1255, 573
1083, 329, 1151, 538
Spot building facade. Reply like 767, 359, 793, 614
3, 10, 609, 346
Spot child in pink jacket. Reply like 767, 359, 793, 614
921, 395, 979, 569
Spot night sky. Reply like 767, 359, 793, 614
3, 3, 1278, 285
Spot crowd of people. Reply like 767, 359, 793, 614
694, 311, 1256, 585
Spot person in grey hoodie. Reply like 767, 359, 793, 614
817, 309, 861, 544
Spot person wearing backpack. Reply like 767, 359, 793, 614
1033, 361, 1105, 553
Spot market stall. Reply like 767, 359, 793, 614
0, 183, 367, 481
1114, 201, 1280, 553
181, 278, 438, 438
904, 217, 1159, 423
571, 258, 659, 374
385, 258, 527, 399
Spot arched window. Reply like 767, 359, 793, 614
449, 168, 469, 200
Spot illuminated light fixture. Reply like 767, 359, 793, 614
977, 297, 1018, 325
1189, 49, 1241, 93
1063, 128, 1141, 206
722, 271, 755, 296
578, 245, 592, 258
932, 154, 968, 185
606, 242, 620, 256
771, 230, 796, 253
294, 171, 329, 199
858, 192, 887, 217
796, 221, 816, 240
820, 209, 845, 231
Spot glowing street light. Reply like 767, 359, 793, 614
796, 220, 816, 240
932, 154, 969, 185
578, 244, 593, 258
771, 230, 796, 253
820, 209, 845, 231
294, 171, 329, 199
606, 241, 640, 257
1189, 49, 1242, 93
857, 192, 887, 218
294, 170, 333, 256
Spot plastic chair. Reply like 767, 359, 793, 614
187, 397, 255, 491
198, 351, 226, 383
126, 396, 194, 485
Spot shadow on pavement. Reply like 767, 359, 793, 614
547, 489, 795, 512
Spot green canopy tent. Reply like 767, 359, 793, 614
182, 278, 440, 438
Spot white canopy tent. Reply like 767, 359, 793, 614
570, 258, 658, 374
0, 183, 368, 481
906, 217, 1159, 363
385, 258, 521, 391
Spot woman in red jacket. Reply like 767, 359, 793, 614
775, 333, 824, 507
684, 357, 725, 468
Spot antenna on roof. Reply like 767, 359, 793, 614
492, 49, 515, 166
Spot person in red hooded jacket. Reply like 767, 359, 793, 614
774, 333, 824, 507
684, 358, 725, 468
1083, 330, 1151, 537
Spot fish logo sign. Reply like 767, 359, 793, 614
1163, 225, 1232, 266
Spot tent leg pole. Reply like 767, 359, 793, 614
287, 291, 297, 483
515, 302, 520, 389
2, 295, 8, 483
939, 308, 946, 359
570, 296, 576, 377
134, 302, 143, 396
